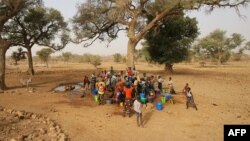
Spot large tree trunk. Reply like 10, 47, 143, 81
27, 47, 35, 75
164, 63, 173, 73
127, 39, 137, 68
0, 40, 9, 90
217, 50, 222, 65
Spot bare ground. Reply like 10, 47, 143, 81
0, 61, 250, 141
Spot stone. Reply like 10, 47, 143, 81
6, 109, 14, 114
31, 114, 37, 119
58, 133, 67, 141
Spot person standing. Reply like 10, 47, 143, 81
157, 75, 164, 93
133, 96, 143, 127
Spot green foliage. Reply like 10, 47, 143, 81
36, 48, 54, 67
113, 53, 122, 63
194, 29, 244, 64
61, 52, 72, 62
3, 5, 68, 50
144, 13, 199, 71
89, 55, 101, 68
11, 48, 26, 65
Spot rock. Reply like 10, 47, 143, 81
16, 111, 25, 119
31, 114, 37, 119
58, 133, 67, 141
39, 128, 47, 135
6, 109, 14, 114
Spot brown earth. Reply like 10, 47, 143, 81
0, 61, 250, 141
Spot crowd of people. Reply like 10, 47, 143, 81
81, 66, 197, 126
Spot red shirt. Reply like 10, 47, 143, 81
124, 87, 133, 99
127, 70, 133, 77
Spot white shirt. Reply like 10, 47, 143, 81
133, 100, 142, 113
187, 91, 192, 97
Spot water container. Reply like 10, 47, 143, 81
156, 102, 163, 111
165, 93, 172, 100
140, 97, 147, 104
92, 89, 98, 95
94, 95, 99, 103
139, 93, 145, 98
161, 97, 166, 104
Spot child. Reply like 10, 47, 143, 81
133, 96, 143, 127
168, 77, 176, 94
157, 75, 164, 92
186, 87, 198, 110
97, 80, 106, 105
183, 83, 189, 94
83, 75, 90, 91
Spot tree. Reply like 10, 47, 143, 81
72, 0, 248, 68
11, 47, 26, 65
144, 13, 198, 72
89, 55, 101, 68
61, 52, 73, 63
194, 30, 244, 64
113, 53, 122, 63
36, 48, 54, 67
0, 0, 41, 90
3, 6, 68, 75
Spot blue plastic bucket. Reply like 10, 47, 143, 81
165, 93, 172, 100
139, 93, 145, 98
92, 89, 98, 95
156, 102, 163, 111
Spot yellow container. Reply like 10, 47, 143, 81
120, 102, 123, 107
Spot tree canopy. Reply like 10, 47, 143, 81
193, 29, 245, 64
72, 0, 249, 67
36, 48, 54, 67
2, 5, 68, 75
144, 13, 199, 72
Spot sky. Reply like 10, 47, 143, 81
6, 0, 250, 56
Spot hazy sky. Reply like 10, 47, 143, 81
6, 0, 250, 56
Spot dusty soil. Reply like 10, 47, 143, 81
0, 61, 250, 141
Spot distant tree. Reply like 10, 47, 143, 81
11, 48, 26, 65
244, 41, 250, 51
194, 30, 244, 65
233, 41, 250, 61
36, 48, 54, 67
89, 55, 101, 68
113, 53, 122, 63
3, 6, 68, 75
82, 53, 92, 63
144, 13, 199, 72
61, 52, 73, 63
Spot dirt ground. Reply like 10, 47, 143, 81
0, 61, 250, 141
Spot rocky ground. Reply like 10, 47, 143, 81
0, 106, 68, 141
